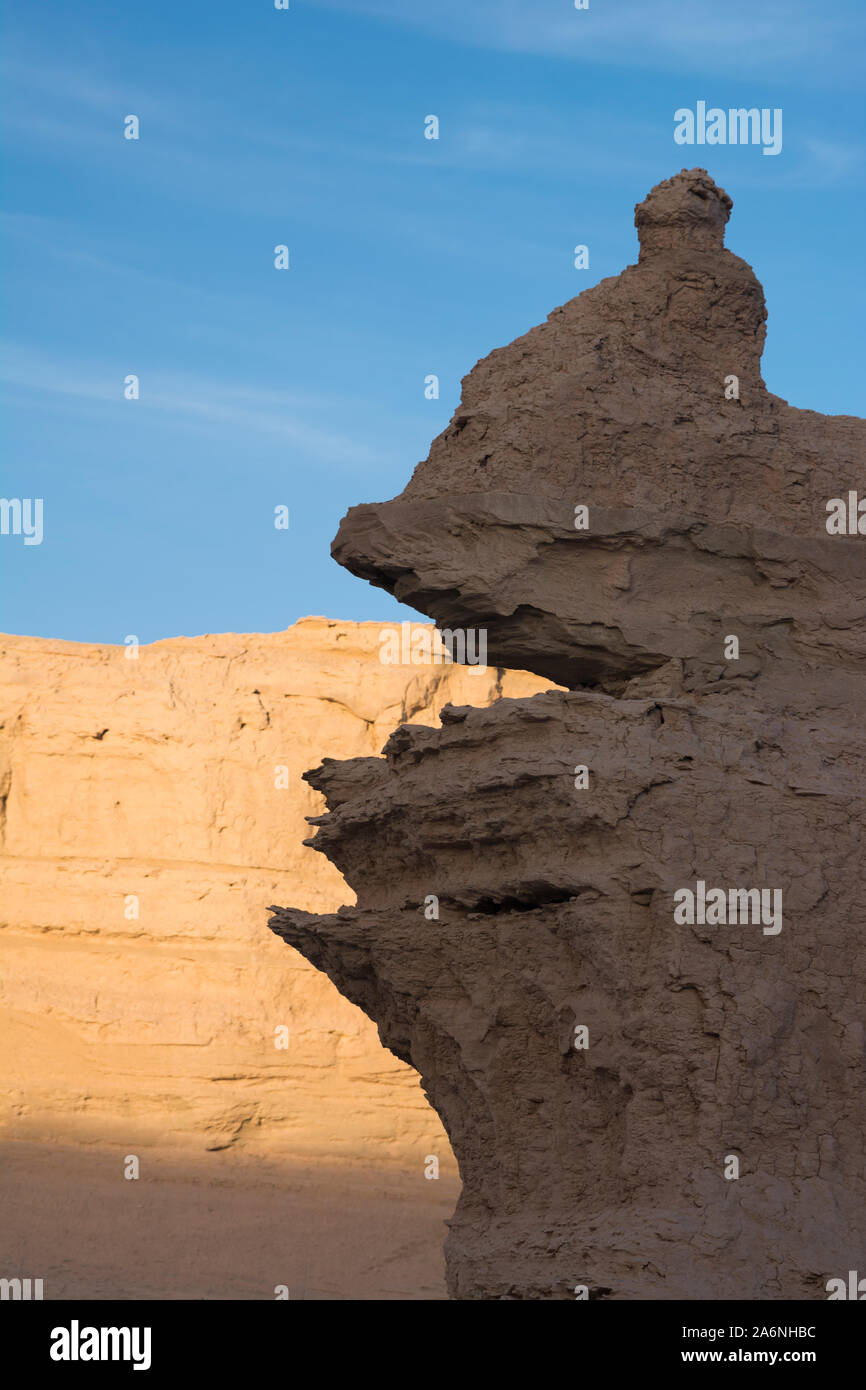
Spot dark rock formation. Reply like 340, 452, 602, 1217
270, 170, 866, 1300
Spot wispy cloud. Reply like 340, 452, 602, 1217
0, 347, 385, 467
795, 137, 864, 186
310, 0, 864, 81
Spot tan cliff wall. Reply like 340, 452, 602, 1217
0, 618, 548, 1165
0, 618, 550, 1298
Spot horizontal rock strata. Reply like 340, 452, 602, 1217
0, 619, 544, 1162
271, 171, 866, 1299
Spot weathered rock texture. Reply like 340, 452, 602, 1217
0, 621, 543, 1160
270, 171, 866, 1300
1, 620, 549, 1296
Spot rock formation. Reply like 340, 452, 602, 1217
270, 171, 866, 1300
0, 619, 547, 1297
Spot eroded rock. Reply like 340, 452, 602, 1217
270, 171, 866, 1299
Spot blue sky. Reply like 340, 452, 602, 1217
2, 0, 864, 643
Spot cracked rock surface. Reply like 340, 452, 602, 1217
270, 171, 866, 1299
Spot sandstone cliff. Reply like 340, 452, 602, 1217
271, 172, 866, 1300
1, 617, 546, 1156
0, 620, 547, 1297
